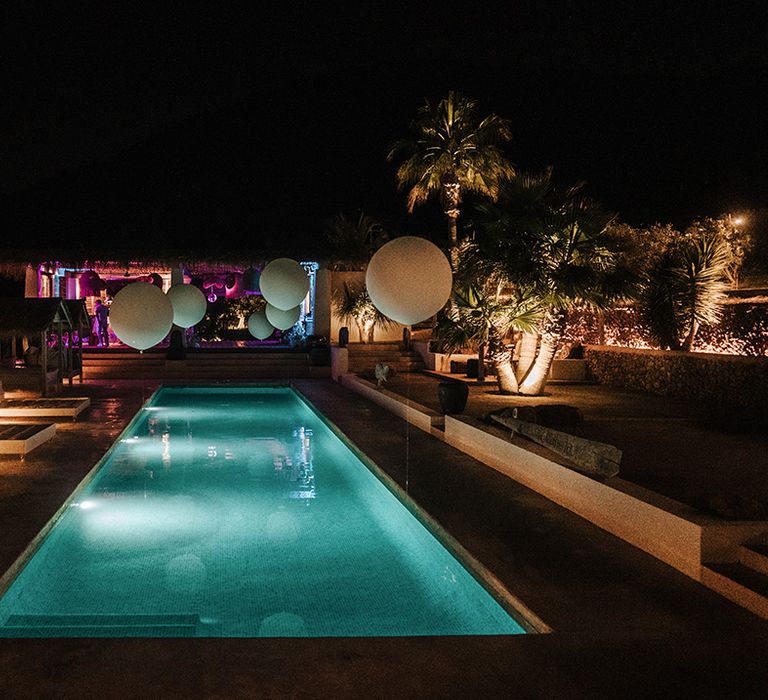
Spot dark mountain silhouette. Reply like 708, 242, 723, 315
3, 62, 763, 261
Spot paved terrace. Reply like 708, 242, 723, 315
0, 378, 766, 698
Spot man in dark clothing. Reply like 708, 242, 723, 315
95, 298, 110, 347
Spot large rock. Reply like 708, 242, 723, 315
489, 410, 621, 479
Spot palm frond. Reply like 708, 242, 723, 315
388, 90, 515, 219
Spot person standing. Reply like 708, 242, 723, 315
94, 298, 110, 347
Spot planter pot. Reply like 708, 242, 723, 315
437, 381, 469, 414
338, 327, 349, 348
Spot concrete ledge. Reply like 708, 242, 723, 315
443, 415, 768, 579
342, 377, 768, 583
330, 346, 349, 381
340, 374, 444, 433
412, 341, 477, 373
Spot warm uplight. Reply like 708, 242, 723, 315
729, 213, 746, 227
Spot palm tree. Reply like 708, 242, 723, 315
387, 91, 515, 266
433, 242, 540, 394
325, 211, 388, 271
332, 282, 394, 343
642, 233, 730, 351
474, 170, 628, 395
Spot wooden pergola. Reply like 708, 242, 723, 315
0, 298, 74, 396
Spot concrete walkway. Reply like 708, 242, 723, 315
0, 379, 766, 698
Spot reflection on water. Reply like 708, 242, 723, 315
110, 399, 317, 506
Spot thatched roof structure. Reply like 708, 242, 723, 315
0, 298, 73, 337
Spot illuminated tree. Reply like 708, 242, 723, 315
332, 282, 394, 343
641, 233, 730, 351
474, 170, 628, 395
683, 215, 751, 289
433, 242, 540, 393
387, 91, 515, 265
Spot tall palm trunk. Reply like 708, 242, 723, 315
518, 308, 567, 396
488, 335, 518, 394
515, 332, 539, 384
442, 178, 461, 270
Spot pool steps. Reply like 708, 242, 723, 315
2, 613, 200, 637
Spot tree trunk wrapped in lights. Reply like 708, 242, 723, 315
441, 175, 462, 269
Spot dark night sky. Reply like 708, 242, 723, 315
2, 1, 767, 254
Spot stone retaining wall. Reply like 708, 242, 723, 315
585, 345, 768, 410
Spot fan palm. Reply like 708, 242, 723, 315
642, 233, 730, 351
387, 91, 515, 266
474, 170, 628, 395
332, 282, 394, 343
433, 242, 541, 394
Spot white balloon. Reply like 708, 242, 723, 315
265, 303, 301, 330
166, 283, 207, 328
260, 258, 310, 311
366, 236, 453, 325
110, 282, 174, 350
247, 309, 275, 339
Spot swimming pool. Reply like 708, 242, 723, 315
0, 386, 531, 637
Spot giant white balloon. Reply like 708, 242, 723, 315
260, 258, 310, 311
247, 309, 275, 339
109, 282, 174, 350
166, 283, 207, 328
366, 236, 453, 325
265, 303, 301, 330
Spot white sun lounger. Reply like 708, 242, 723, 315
0, 423, 56, 459
0, 398, 90, 421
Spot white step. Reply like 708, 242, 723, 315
701, 562, 768, 620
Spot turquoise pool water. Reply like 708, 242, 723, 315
0, 386, 526, 637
